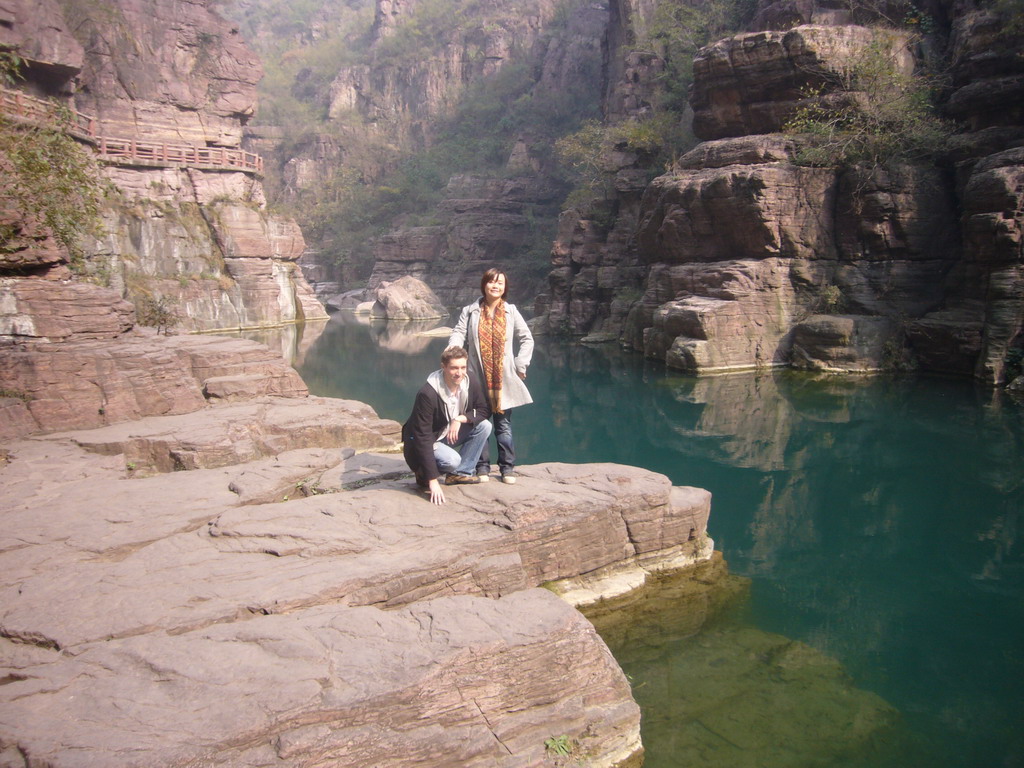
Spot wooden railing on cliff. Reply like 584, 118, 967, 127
0, 87, 263, 176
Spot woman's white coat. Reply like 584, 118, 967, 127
448, 299, 534, 410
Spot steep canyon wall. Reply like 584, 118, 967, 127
0, 0, 326, 341
0, 0, 328, 438
536, 0, 1024, 385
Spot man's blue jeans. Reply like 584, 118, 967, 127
433, 418, 492, 477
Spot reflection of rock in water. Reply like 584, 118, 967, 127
590, 560, 927, 768
662, 373, 793, 471
368, 319, 447, 355
228, 319, 329, 367
582, 553, 749, 657
654, 370, 878, 472
622, 625, 915, 768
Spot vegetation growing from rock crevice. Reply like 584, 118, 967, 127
0, 54, 112, 267
555, 113, 689, 209
988, 0, 1024, 39
554, 0, 755, 213
639, 0, 757, 113
783, 31, 954, 169
134, 293, 179, 334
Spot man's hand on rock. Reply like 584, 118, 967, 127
428, 477, 446, 505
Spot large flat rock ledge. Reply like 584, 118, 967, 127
0, 414, 712, 767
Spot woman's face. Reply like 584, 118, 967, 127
484, 273, 506, 301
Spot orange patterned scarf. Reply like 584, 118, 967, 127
478, 300, 506, 413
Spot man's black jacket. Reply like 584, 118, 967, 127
402, 374, 491, 482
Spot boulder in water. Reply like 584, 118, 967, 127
370, 275, 448, 321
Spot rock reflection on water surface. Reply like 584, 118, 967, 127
585, 555, 930, 768
367, 317, 450, 354
229, 318, 329, 367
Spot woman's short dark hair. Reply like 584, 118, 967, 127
480, 268, 508, 299
441, 346, 469, 366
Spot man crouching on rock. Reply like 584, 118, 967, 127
403, 345, 492, 505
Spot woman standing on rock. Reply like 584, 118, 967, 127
448, 268, 534, 484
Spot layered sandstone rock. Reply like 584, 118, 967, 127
945, 10, 1024, 133
0, 332, 316, 440
944, 147, 1024, 382
66, 0, 261, 147
790, 314, 899, 372
0, 402, 713, 764
690, 25, 913, 141
0, 590, 641, 768
0, 445, 709, 648
0, 0, 327, 335
366, 172, 567, 308
0, 0, 83, 97
542, 5, 1023, 383
88, 167, 327, 332
615, 134, 960, 373
0, 278, 135, 342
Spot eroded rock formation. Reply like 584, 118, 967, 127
366, 173, 569, 307
370, 274, 448, 320
537, 0, 1024, 385
0, 393, 713, 764
0, 180, 713, 765
244, 0, 607, 306
0, 0, 327, 336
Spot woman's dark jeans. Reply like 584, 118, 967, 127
476, 408, 515, 474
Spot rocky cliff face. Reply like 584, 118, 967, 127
65, 0, 261, 147
365, 170, 568, 308
531, 0, 673, 340
537, 0, 1024, 385
0, 0, 326, 340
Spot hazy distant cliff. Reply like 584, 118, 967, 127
227, 0, 608, 306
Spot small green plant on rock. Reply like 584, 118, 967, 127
544, 734, 574, 757
0, 388, 32, 402
821, 284, 844, 314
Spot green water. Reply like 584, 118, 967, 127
296, 316, 1024, 768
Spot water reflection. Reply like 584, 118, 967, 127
226, 319, 329, 367
295, 319, 1024, 768
590, 560, 926, 768
366, 317, 450, 354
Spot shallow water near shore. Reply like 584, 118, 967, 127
293, 315, 1024, 768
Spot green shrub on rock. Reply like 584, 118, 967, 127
783, 31, 954, 169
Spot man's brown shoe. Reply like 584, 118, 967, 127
446, 473, 480, 485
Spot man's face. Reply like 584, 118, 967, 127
442, 356, 468, 389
